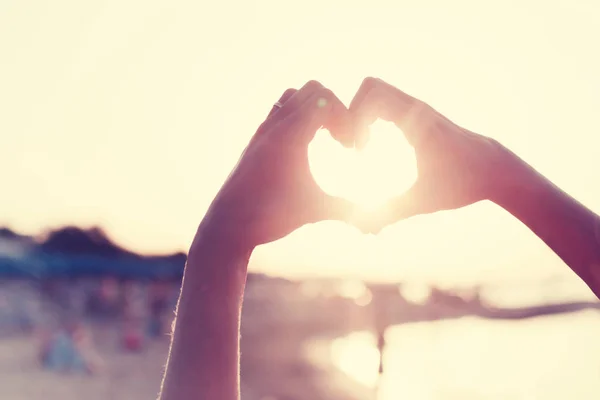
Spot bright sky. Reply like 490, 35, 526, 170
2, 0, 599, 287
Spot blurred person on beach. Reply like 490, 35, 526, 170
147, 281, 171, 338
157, 78, 600, 399
38, 321, 102, 374
122, 280, 148, 352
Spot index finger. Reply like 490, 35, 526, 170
282, 87, 355, 148
349, 77, 426, 147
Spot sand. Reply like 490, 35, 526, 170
0, 323, 368, 400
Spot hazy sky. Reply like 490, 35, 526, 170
2, 0, 599, 287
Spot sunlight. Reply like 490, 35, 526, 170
330, 331, 380, 388
309, 120, 417, 210
336, 279, 368, 300
399, 283, 431, 305
335, 280, 373, 306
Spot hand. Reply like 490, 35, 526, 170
203, 80, 356, 250
350, 77, 516, 232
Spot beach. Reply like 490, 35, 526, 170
1, 309, 599, 400
0, 320, 366, 400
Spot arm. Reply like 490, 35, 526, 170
158, 81, 355, 400
350, 77, 600, 298
158, 223, 250, 400
493, 152, 600, 297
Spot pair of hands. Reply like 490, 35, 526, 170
162, 78, 600, 400
207, 78, 514, 250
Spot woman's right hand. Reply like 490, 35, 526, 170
349, 77, 520, 231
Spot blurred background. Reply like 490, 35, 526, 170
1, 1, 600, 399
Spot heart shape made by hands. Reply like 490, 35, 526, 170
309, 119, 418, 211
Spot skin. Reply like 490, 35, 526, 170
350, 78, 600, 297
158, 80, 359, 400
158, 78, 600, 400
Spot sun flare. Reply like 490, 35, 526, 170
309, 120, 418, 210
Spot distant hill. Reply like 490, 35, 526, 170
39, 226, 135, 258
0, 226, 187, 279
0, 227, 33, 243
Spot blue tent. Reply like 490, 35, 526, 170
0, 226, 186, 280
0, 252, 185, 280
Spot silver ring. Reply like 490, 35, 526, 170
273, 101, 283, 109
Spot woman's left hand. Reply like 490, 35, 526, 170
202, 80, 358, 251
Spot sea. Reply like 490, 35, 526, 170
323, 310, 600, 399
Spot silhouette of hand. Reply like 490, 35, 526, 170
350, 77, 515, 232
204, 81, 356, 249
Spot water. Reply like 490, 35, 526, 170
328, 310, 600, 399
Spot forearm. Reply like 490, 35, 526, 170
493, 149, 600, 298
159, 219, 252, 400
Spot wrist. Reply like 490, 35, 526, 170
488, 146, 548, 215
193, 200, 256, 256
486, 142, 535, 205
185, 207, 254, 286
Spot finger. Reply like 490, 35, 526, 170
349, 77, 426, 148
255, 88, 298, 137
350, 77, 417, 126
321, 93, 355, 149
273, 80, 325, 121
266, 88, 297, 119
257, 81, 323, 138
283, 87, 354, 147
353, 122, 370, 150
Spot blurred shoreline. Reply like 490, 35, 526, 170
1, 225, 599, 399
